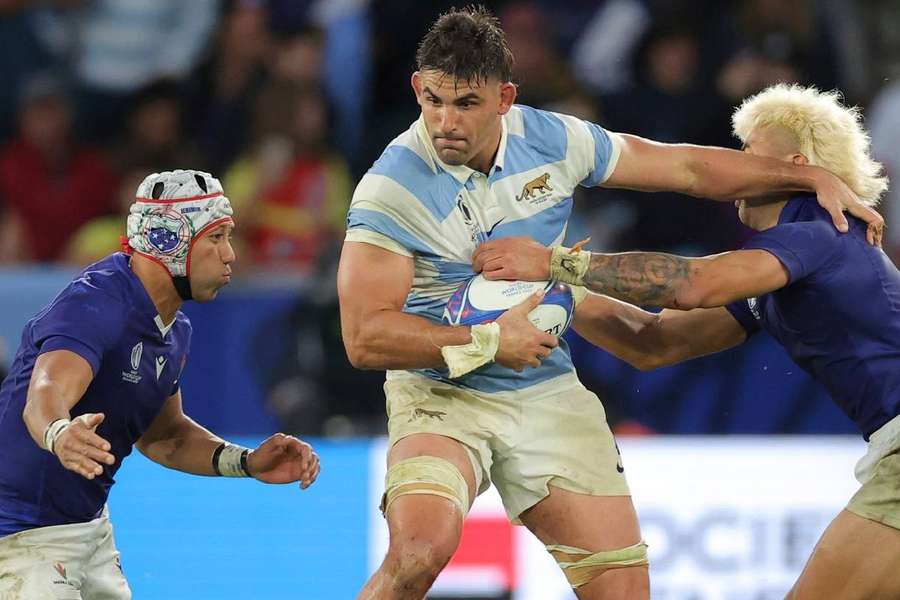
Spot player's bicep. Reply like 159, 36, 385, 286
655, 306, 747, 365
688, 250, 789, 307
27, 350, 95, 412
337, 241, 415, 341
601, 133, 696, 193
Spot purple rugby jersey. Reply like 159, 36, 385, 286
726, 195, 900, 438
0, 253, 191, 536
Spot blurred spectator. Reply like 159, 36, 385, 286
268, 26, 325, 87
606, 24, 722, 144
603, 23, 741, 254
224, 84, 351, 272
715, 0, 843, 103
108, 80, 203, 175
62, 164, 152, 267
0, 73, 117, 263
499, 2, 584, 109
186, 0, 271, 174
67, 0, 219, 141
0, 0, 57, 142
570, 0, 651, 95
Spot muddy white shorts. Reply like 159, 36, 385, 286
0, 506, 131, 600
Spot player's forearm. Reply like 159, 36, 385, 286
571, 296, 684, 370
579, 252, 705, 309
22, 379, 75, 448
683, 145, 822, 201
344, 310, 473, 370
138, 415, 224, 476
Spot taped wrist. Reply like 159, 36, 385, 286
212, 442, 252, 477
43, 418, 71, 454
441, 322, 501, 378
550, 245, 591, 286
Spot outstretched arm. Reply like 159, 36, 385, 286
572, 294, 747, 370
473, 236, 788, 310
136, 391, 319, 488
605, 133, 883, 243
22, 350, 116, 480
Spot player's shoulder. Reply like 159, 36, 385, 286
507, 104, 598, 158
46, 254, 130, 310
366, 121, 435, 179
762, 196, 843, 241
353, 121, 444, 208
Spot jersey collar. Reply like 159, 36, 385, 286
415, 113, 508, 184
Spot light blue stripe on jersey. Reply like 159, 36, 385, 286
491, 105, 568, 183
403, 293, 446, 322
369, 145, 464, 222
346, 208, 436, 255
490, 197, 573, 246
432, 260, 475, 284
580, 121, 617, 187
416, 337, 576, 393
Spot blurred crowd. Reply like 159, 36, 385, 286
1, 0, 898, 433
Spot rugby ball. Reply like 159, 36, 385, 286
443, 275, 574, 337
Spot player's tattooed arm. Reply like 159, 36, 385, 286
582, 252, 693, 308
581, 248, 790, 309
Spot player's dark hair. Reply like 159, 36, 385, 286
416, 5, 514, 85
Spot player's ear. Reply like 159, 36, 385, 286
791, 153, 809, 166
498, 82, 517, 115
411, 72, 423, 102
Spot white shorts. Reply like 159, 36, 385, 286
0, 506, 131, 600
385, 371, 630, 523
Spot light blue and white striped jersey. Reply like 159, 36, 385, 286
346, 104, 621, 393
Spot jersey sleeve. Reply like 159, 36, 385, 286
743, 221, 841, 283
31, 285, 127, 376
564, 116, 623, 188
724, 299, 761, 336
345, 170, 439, 258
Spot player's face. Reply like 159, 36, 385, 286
737, 126, 802, 227
412, 70, 516, 171
188, 223, 235, 302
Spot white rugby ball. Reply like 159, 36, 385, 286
443, 274, 574, 336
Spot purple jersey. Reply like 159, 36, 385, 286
726, 195, 900, 438
0, 253, 191, 536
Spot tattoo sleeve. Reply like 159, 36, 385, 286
582, 252, 693, 308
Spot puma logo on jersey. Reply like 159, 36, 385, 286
515, 173, 553, 202
409, 408, 447, 422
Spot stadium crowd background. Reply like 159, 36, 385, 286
1, 0, 900, 438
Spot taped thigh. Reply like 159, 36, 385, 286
547, 540, 649, 588
382, 456, 470, 517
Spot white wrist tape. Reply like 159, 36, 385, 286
213, 442, 252, 477
43, 418, 71, 454
550, 245, 591, 286
441, 322, 501, 378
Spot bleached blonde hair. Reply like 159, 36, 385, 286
732, 84, 888, 206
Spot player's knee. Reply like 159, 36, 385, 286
382, 456, 470, 518
547, 540, 649, 590
384, 533, 457, 591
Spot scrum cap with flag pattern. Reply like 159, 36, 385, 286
126, 170, 233, 277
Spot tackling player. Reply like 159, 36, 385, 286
473, 84, 899, 599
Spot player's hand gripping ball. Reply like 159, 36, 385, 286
443, 274, 574, 336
